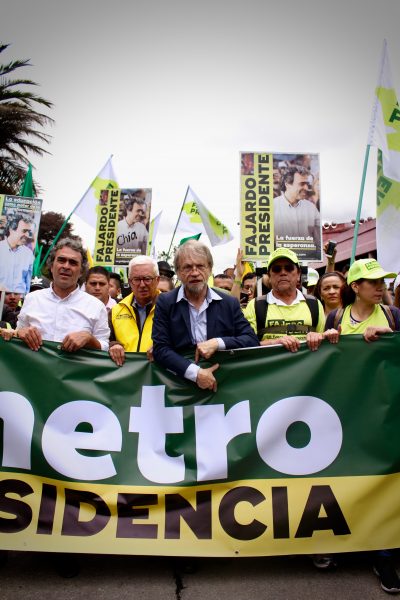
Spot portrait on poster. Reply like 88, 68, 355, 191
0, 195, 42, 293
115, 188, 151, 265
94, 188, 152, 266
273, 153, 321, 261
240, 152, 321, 262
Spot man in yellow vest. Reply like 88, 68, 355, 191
109, 256, 160, 365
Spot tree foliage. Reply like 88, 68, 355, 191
0, 43, 53, 194
38, 211, 76, 255
158, 247, 177, 263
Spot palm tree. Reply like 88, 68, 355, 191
0, 43, 53, 194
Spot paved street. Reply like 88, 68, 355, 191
1, 551, 399, 600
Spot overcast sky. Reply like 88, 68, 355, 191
2, 0, 400, 271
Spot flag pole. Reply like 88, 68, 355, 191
38, 155, 113, 272
350, 145, 371, 264
166, 185, 189, 260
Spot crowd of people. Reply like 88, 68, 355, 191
0, 236, 399, 592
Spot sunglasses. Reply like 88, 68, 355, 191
270, 263, 296, 274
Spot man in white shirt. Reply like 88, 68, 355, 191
274, 166, 321, 254
116, 197, 148, 254
16, 238, 109, 352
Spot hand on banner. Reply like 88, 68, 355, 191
261, 335, 300, 352
324, 326, 341, 344
363, 326, 393, 343
146, 346, 154, 362
306, 331, 325, 351
0, 328, 15, 341
16, 326, 43, 351
109, 343, 126, 366
196, 364, 219, 392
195, 338, 219, 362
61, 331, 95, 352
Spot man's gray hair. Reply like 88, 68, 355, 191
174, 240, 213, 272
128, 255, 159, 277
47, 237, 88, 275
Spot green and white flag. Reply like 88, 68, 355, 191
368, 40, 400, 272
74, 156, 118, 228
177, 186, 233, 247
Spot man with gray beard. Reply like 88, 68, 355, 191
152, 240, 258, 391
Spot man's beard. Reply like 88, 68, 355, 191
185, 281, 207, 296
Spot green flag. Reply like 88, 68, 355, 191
19, 163, 35, 198
178, 233, 202, 246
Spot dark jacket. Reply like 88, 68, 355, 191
152, 286, 259, 378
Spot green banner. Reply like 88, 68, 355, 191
0, 336, 399, 556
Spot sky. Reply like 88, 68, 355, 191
2, 0, 400, 272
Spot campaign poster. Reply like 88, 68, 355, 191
94, 188, 152, 266
240, 152, 321, 262
0, 195, 42, 294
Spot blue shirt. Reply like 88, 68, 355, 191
176, 285, 226, 382
0, 239, 33, 294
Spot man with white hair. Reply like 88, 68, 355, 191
109, 255, 160, 365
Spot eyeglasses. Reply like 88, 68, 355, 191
130, 276, 156, 284
270, 263, 296, 274
180, 263, 208, 274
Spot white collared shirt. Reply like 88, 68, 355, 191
266, 288, 306, 306
17, 285, 110, 351
177, 285, 225, 382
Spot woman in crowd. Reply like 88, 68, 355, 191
324, 258, 400, 593
314, 271, 346, 316
325, 259, 400, 339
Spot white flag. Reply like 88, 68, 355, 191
176, 187, 233, 246
74, 156, 118, 228
368, 40, 400, 272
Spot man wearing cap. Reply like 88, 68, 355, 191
244, 248, 326, 352
152, 240, 259, 391
157, 260, 175, 280
306, 267, 320, 296
157, 260, 175, 293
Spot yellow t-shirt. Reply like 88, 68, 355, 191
244, 297, 325, 342
340, 304, 390, 335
